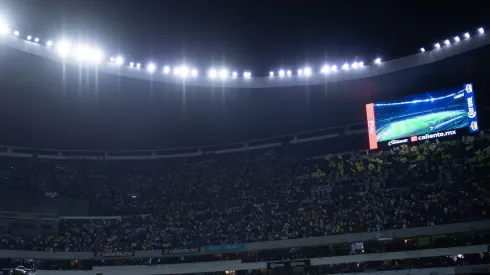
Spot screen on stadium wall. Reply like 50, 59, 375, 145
366, 83, 479, 150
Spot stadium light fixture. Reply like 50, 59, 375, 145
374, 58, 381, 64
136, 63, 141, 68
219, 68, 229, 79
147, 63, 156, 73
351, 62, 358, 69
34, 37, 39, 43
287, 70, 292, 76
46, 40, 53, 47
342, 63, 349, 70
243, 71, 251, 78
321, 65, 329, 74
454, 36, 460, 42
0, 22, 8, 35
279, 69, 285, 77
358, 62, 364, 67
331, 65, 337, 72
191, 68, 198, 77
304, 67, 312, 76
444, 39, 450, 46
56, 40, 71, 57
163, 66, 170, 74
209, 69, 217, 79
269, 71, 274, 77
13, 30, 19, 36
434, 43, 441, 49
129, 62, 134, 67
297, 69, 303, 76
180, 66, 190, 77
232, 71, 238, 78
420, 47, 425, 53
115, 56, 124, 65
478, 27, 484, 34
110, 57, 115, 62
27, 35, 32, 41
173, 67, 180, 76
92, 48, 104, 63
464, 32, 470, 39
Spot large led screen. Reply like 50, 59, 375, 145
366, 83, 479, 150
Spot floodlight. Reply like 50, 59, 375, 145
46, 40, 53, 47
287, 70, 292, 76
13, 30, 19, 36
358, 62, 364, 67
243, 71, 251, 78
129, 62, 134, 67
179, 66, 189, 77
232, 71, 238, 78
136, 63, 141, 68
269, 71, 274, 77
34, 37, 39, 43
374, 58, 381, 64
321, 65, 329, 73
297, 69, 303, 76
173, 67, 180, 76
420, 47, 425, 52
110, 57, 115, 62
27, 35, 32, 40
478, 27, 484, 34
163, 66, 170, 74
331, 65, 337, 71
191, 68, 198, 77
209, 69, 217, 79
0, 22, 8, 35
454, 36, 460, 42
115, 56, 124, 65
351, 62, 358, 69
434, 43, 441, 49
342, 63, 349, 70
279, 70, 285, 77
464, 32, 470, 39
304, 67, 312, 76
219, 68, 229, 79
92, 49, 104, 63
147, 63, 156, 73
444, 39, 450, 46
56, 40, 71, 57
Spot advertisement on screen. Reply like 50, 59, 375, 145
366, 83, 479, 150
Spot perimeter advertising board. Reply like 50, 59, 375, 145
366, 83, 479, 149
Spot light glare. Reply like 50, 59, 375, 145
14, 30, 19, 36
209, 69, 217, 79
46, 40, 53, 47
464, 32, 470, 39
115, 56, 124, 65
136, 63, 141, 68
342, 63, 349, 70
269, 71, 274, 77
129, 62, 134, 67
374, 58, 381, 64
358, 62, 364, 67
219, 68, 229, 79
331, 65, 337, 71
243, 71, 251, 78
279, 70, 285, 77
287, 70, 292, 76
27, 35, 32, 40
454, 36, 460, 42
304, 67, 312, 76
435, 43, 441, 49
56, 40, 71, 57
191, 68, 198, 77
444, 39, 450, 46
478, 27, 484, 34
232, 71, 238, 78
163, 66, 170, 74
420, 47, 425, 52
0, 23, 8, 35
321, 65, 329, 73
147, 63, 156, 73
34, 37, 39, 43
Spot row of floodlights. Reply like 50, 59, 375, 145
0, 19, 485, 78
420, 28, 484, 53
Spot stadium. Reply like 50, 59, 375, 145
1, 2, 490, 275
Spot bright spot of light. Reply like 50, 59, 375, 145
444, 39, 450, 46
478, 27, 484, 34
243, 71, 251, 78
351, 62, 358, 69
279, 70, 285, 77
464, 32, 470, 39
232, 71, 238, 78
163, 66, 170, 74
287, 70, 292, 76
420, 47, 425, 52
304, 67, 312, 76
46, 40, 53, 47
147, 63, 156, 73
0, 22, 8, 35
374, 58, 382, 64
219, 68, 229, 79
435, 43, 441, 49
129, 62, 134, 67
191, 68, 198, 77
56, 40, 71, 57
27, 35, 32, 40
331, 65, 337, 71
115, 56, 124, 65
34, 37, 39, 43
321, 65, 329, 73
209, 69, 217, 79
179, 66, 190, 77
358, 62, 364, 67
454, 36, 460, 42
13, 30, 19, 36
136, 63, 141, 68
297, 69, 303, 76
269, 71, 274, 77
342, 63, 349, 70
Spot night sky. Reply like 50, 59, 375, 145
1, 0, 488, 76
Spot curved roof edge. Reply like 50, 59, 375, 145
1, 33, 489, 88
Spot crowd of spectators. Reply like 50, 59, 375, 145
0, 133, 489, 252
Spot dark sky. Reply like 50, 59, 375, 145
1, 0, 488, 76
